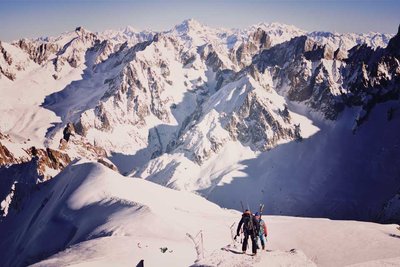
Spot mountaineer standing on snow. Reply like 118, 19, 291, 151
254, 212, 268, 250
235, 209, 260, 255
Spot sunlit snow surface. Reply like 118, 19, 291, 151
0, 161, 399, 267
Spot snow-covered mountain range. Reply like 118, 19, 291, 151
0, 19, 400, 266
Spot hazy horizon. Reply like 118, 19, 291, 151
1, 0, 399, 42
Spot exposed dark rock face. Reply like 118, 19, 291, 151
0, 42, 13, 65
15, 39, 59, 65
97, 158, 118, 171
304, 44, 334, 61
0, 142, 17, 166
230, 28, 272, 68
215, 69, 236, 91
0, 42, 17, 80
251, 28, 272, 50
386, 24, 400, 57
200, 44, 226, 72
0, 133, 23, 166
255, 36, 314, 70
252, 36, 344, 119
251, 29, 399, 121
226, 92, 295, 151
1, 134, 71, 181
343, 25, 400, 126
26, 146, 71, 180
0, 66, 16, 80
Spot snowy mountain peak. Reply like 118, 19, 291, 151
98, 26, 154, 46
246, 22, 306, 47
175, 18, 206, 33
253, 22, 305, 32
121, 25, 138, 34
169, 18, 224, 47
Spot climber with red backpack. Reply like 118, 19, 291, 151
254, 212, 268, 250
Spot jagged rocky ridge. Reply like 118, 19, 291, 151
52, 22, 397, 159
0, 132, 71, 217
0, 127, 118, 217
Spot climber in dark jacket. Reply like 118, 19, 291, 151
235, 209, 260, 255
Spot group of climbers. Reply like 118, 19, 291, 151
234, 209, 268, 256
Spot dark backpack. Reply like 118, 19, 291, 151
244, 214, 254, 232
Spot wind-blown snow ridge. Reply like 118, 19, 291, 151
1, 161, 399, 267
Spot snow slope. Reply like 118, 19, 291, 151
0, 161, 230, 266
0, 161, 399, 267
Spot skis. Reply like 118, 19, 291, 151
222, 247, 260, 257
259, 203, 265, 215
239, 201, 264, 215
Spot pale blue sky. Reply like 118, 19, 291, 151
0, 0, 399, 41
